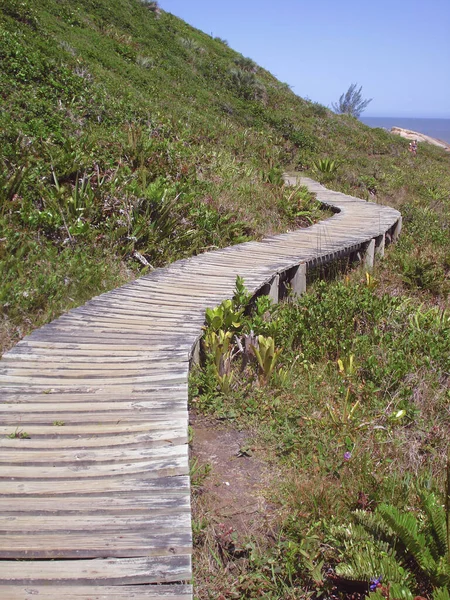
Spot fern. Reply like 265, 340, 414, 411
434, 587, 450, 600
332, 489, 450, 596
378, 503, 437, 576
353, 508, 398, 547
421, 492, 448, 559
377, 500, 450, 587
369, 585, 415, 600
335, 543, 413, 585
434, 556, 450, 587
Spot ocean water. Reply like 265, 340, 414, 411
360, 117, 450, 144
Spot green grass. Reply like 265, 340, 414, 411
1, 1, 450, 597
191, 269, 450, 598
0, 0, 337, 352
1, 0, 449, 355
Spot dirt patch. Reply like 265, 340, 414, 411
190, 411, 279, 537
190, 411, 283, 598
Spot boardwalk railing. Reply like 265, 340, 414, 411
0, 177, 401, 599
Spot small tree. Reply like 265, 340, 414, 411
332, 83, 372, 118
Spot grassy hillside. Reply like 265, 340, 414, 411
2, 0, 448, 353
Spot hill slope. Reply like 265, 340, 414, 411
1, 0, 449, 353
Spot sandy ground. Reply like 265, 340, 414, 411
390, 126, 450, 151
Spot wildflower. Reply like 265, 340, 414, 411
370, 576, 382, 591
343, 451, 352, 461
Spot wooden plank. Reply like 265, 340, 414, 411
0, 475, 190, 496
0, 555, 192, 584
0, 372, 188, 385
58, 308, 194, 320
0, 363, 189, 376
10, 342, 191, 352
1, 353, 188, 365
2, 385, 185, 396
0, 432, 187, 452
0, 421, 187, 438
1, 352, 188, 364
0, 410, 188, 424
43, 318, 199, 331
98, 290, 210, 304
30, 317, 196, 331
0, 513, 190, 532
0, 443, 190, 465
0, 399, 187, 412
0, 494, 190, 515
69, 303, 200, 318
0, 388, 187, 402
0, 445, 188, 479
26, 331, 198, 343
0, 584, 193, 600
0, 420, 184, 437
0, 530, 192, 559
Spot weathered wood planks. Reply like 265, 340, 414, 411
2, 584, 192, 600
0, 178, 401, 599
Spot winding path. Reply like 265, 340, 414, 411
0, 177, 401, 599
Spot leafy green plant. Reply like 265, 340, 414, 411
252, 334, 282, 384
398, 254, 446, 295
233, 275, 252, 309
279, 185, 325, 227
205, 300, 243, 333
202, 329, 236, 393
332, 482, 450, 597
203, 329, 233, 371
0, 162, 28, 208
264, 165, 284, 186
136, 54, 154, 69
141, 0, 160, 13
180, 37, 203, 52
327, 354, 361, 423
7, 428, 30, 439
190, 457, 211, 487
313, 158, 339, 174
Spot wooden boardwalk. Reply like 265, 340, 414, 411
0, 178, 401, 599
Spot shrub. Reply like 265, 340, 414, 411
332, 83, 372, 118
234, 56, 257, 72
229, 68, 266, 101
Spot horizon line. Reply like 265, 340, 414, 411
363, 115, 450, 120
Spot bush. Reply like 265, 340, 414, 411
332, 83, 372, 118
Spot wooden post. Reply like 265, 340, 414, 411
392, 217, 402, 242
290, 264, 307, 298
268, 274, 280, 304
375, 234, 385, 258
364, 239, 375, 270
190, 338, 201, 366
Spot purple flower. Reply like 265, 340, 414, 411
370, 576, 382, 591
343, 451, 352, 461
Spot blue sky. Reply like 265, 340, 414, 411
160, 0, 450, 118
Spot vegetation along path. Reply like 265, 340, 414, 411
0, 177, 401, 599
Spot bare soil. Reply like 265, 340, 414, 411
189, 411, 282, 599
190, 411, 279, 538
